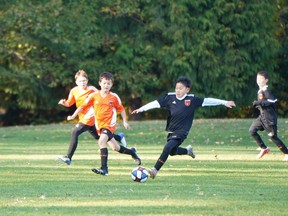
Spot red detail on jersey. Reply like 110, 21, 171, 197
184, 100, 191, 106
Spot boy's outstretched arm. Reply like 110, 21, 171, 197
131, 100, 160, 114
202, 98, 236, 108
225, 101, 236, 108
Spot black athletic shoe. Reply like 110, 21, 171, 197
131, 147, 141, 165
91, 167, 108, 176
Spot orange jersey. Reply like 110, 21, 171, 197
84, 91, 125, 133
66, 86, 96, 126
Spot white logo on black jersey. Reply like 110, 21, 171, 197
172, 101, 176, 104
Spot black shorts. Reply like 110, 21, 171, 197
167, 132, 187, 143
253, 116, 275, 135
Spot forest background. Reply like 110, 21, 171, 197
1, 0, 288, 126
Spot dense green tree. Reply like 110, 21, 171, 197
0, 0, 283, 125
276, 0, 288, 117
0, 0, 102, 124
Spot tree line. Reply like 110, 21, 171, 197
0, 0, 287, 126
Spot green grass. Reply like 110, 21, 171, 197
0, 119, 288, 216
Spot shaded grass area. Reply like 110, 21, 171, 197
0, 119, 288, 215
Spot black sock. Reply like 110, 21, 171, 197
154, 151, 169, 171
118, 145, 133, 155
100, 148, 108, 169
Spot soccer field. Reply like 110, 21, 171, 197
0, 119, 287, 216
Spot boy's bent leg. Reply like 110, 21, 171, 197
150, 139, 185, 179
117, 145, 141, 165
249, 121, 267, 149
88, 125, 100, 140
107, 138, 121, 151
154, 139, 179, 172
112, 133, 127, 147
249, 119, 271, 159
66, 123, 89, 160
114, 134, 121, 142
170, 145, 195, 158
269, 125, 288, 154
58, 123, 88, 165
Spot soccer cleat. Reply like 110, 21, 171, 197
118, 132, 127, 147
91, 167, 108, 176
131, 147, 142, 165
148, 168, 158, 179
58, 156, 71, 165
283, 154, 288, 162
186, 145, 196, 159
256, 147, 270, 159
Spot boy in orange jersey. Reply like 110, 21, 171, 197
68, 72, 141, 176
58, 70, 127, 165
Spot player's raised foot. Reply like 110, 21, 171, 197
256, 147, 270, 159
131, 147, 141, 165
57, 156, 71, 165
283, 154, 288, 162
118, 132, 127, 147
148, 168, 158, 179
91, 167, 108, 176
186, 145, 196, 159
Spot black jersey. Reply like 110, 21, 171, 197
257, 87, 277, 125
157, 93, 204, 135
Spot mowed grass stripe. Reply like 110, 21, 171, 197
0, 119, 288, 216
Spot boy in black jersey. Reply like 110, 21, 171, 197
249, 71, 288, 161
131, 76, 236, 179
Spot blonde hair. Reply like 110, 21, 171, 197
75, 70, 88, 80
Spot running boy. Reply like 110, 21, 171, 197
131, 76, 236, 179
249, 70, 288, 161
68, 72, 141, 176
58, 70, 127, 165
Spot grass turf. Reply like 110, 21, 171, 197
0, 119, 287, 215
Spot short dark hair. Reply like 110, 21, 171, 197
257, 70, 269, 79
176, 76, 192, 88
99, 72, 114, 82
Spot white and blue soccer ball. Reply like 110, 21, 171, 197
131, 166, 149, 183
